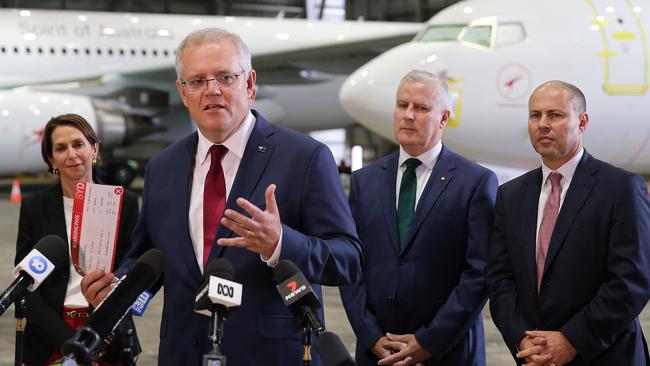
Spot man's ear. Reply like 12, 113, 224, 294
440, 110, 451, 128
247, 69, 257, 104
578, 112, 589, 133
176, 80, 189, 108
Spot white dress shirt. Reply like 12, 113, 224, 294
189, 111, 282, 273
395, 141, 443, 209
535, 148, 584, 255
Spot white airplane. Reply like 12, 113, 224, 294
0, 8, 421, 183
340, 0, 650, 175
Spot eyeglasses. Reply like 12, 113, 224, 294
180, 71, 245, 92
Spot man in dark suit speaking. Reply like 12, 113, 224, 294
487, 80, 650, 365
84, 28, 361, 365
340, 70, 497, 366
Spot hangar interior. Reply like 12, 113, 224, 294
0, 0, 463, 179
2, 0, 457, 22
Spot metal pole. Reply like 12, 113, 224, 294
302, 327, 311, 366
14, 298, 26, 366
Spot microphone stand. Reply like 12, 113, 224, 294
120, 321, 135, 366
301, 307, 325, 366
302, 326, 312, 366
14, 298, 26, 366
202, 304, 227, 366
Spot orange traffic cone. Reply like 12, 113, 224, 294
10, 179, 22, 203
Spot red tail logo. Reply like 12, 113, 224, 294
286, 281, 298, 292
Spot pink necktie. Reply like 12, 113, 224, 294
204, 145, 228, 268
537, 172, 562, 290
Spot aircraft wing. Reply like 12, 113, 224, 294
8, 18, 421, 90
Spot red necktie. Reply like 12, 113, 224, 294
204, 145, 228, 268
537, 172, 562, 290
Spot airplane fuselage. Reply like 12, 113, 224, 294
341, 0, 650, 173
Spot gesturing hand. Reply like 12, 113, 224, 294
218, 184, 282, 258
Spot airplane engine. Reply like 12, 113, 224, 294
0, 90, 160, 185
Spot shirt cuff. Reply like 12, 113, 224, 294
261, 226, 283, 267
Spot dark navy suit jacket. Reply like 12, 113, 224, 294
488, 151, 650, 365
340, 146, 497, 366
120, 111, 361, 366
16, 183, 140, 365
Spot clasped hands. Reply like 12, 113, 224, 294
516, 330, 577, 366
372, 333, 430, 366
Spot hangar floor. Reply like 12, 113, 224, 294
0, 182, 647, 365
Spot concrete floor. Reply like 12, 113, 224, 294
0, 194, 647, 365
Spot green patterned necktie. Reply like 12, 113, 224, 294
397, 158, 422, 250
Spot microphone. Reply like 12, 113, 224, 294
314, 331, 355, 366
61, 248, 165, 366
194, 258, 242, 365
0, 234, 68, 316
194, 258, 243, 317
273, 259, 325, 334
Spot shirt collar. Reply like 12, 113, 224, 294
541, 147, 584, 187
398, 141, 443, 170
196, 111, 256, 164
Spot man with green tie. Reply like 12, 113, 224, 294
340, 69, 498, 366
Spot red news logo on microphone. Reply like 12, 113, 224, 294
284, 280, 307, 302
286, 281, 298, 292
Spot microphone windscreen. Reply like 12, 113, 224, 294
33, 234, 69, 269
273, 259, 300, 284
204, 258, 234, 282
85, 248, 165, 338
314, 331, 355, 366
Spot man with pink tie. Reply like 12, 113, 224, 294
487, 80, 650, 365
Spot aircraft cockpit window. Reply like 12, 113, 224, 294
495, 22, 526, 47
461, 25, 492, 48
415, 24, 465, 42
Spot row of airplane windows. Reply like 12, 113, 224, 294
0, 46, 176, 57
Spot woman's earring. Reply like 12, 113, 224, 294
53, 168, 59, 174
92, 158, 97, 165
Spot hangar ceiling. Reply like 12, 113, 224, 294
1, 0, 461, 22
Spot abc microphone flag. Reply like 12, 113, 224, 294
195, 258, 242, 316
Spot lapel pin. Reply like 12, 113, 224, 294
440, 176, 446, 181
257, 145, 268, 153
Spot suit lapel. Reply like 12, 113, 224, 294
520, 169, 543, 289
401, 147, 454, 254
379, 153, 400, 255
177, 133, 203, 281
46, 184, 68, 243
211, 112, 275, 260
544, 153, 597, 273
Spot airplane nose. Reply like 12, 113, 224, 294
339, 42, 450, 142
